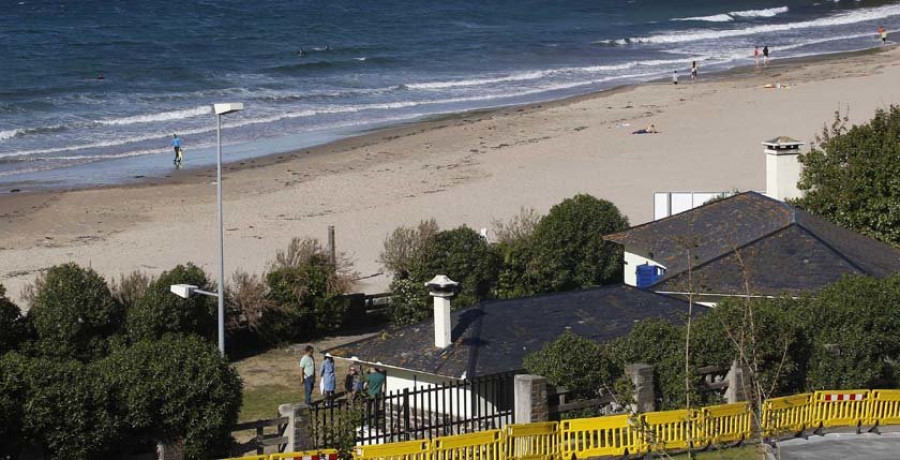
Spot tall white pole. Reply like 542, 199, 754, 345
216, 114, 225, 355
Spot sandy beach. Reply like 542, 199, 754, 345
2, 47, 900, 305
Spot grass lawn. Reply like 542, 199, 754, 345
233, 333, 375, 422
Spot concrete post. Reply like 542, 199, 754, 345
626, 363, 655, 413
725, 359, 749, 403
514, 374, 549, 424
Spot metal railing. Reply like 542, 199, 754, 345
227, 388, 900, 460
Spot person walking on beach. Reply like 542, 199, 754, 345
691, 61, 698, 81
171, 134, 183, 165
300, 345, 316, 405
762, 46, 770, 67
672, 70, 678, 85
879, 26, 888, 46
321, 353, 336, 404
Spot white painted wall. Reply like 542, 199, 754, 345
765, 150, 802, 201
380, 368, 508, 423
623, 249, 666, 287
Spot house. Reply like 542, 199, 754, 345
328, 284, 695, 421
604, 191, 900, 301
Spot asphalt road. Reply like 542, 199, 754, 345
777, 432, 900, 459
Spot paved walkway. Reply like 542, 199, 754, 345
776, 432, 900, 459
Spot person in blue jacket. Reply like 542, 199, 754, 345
172, 134, 183, 165
321, 353, 336, 404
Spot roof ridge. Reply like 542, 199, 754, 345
605, 191, 754, 241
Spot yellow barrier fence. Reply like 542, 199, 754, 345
812, 389, 870, 428
224, 388, 900, 460
559, 414, 640, 459
639, 409, 693, 453
762, 393, 811, 436
432, 430, 503, 460
696, 402, 751, 445
270, 450, 339, 460
870, 389, 900, 426
505, 422, 558, 460
355, 439, 431, 460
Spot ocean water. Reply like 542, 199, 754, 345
2, 0, 899, 189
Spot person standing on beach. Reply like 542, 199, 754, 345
691, 61, 698, 81
300, 345, 316, 405
763, 46, 770, 67
754, 46, 760, 68
879, 26, 888, 46
171, 134, 183, 165
672, 70, 678, 85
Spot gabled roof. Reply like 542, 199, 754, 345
329, 285, 695, 379
605, 192, 900, 296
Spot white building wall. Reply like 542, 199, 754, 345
623, 250, 666, 287
379, 368, 505, 422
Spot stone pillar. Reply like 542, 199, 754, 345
156, 440, 184, 460
279, 403, 306, 452
626, 363, 655, 413
514, 374, 549, 424
725, 359, 749, 404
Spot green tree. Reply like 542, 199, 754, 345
27, 263, 124, 361
523, 331, 621, 401
127, 263, 216, 342
408, 226, 501, 308
795, 106, 900, 245
525, 194, 629, 294
98, 335, 242, 460
0, 285, 26, 356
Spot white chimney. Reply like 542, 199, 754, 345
763, 136, 804, 201
425, 275, 459, 349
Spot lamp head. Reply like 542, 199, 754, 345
170, 284, 198, 299
213, 103, 244, 116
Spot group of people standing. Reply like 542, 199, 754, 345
299, 345, 388, 406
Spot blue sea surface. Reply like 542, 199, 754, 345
2, 0, 899, 189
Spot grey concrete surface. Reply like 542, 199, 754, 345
776, 432, 900, 459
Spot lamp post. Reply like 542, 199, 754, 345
212, 103, 243, 355
170, 103, 243, 356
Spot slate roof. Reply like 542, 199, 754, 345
605, 192, 900, 296
329, 285, 694, 379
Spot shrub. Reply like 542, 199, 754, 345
408, 226, 501, 308
226, 269, 280, 333
127, 264, 216, 343
98, 335, 243, 460
27, 263, 124, 361
794, 274, 900, 390
524, 194, 629, 294
0, 352, 27, 457
491, 207, 540, 246
13, 354, 124, 459
266, 238, 356, 340
386, 278, 431, 326
110, 270, 152, 311
523, 331, 621, 400
378, 219, 439, 279
0, 285, 26, 355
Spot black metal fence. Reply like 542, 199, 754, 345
309, 373, 515, 447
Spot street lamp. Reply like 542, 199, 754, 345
170, 102, 243, 356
